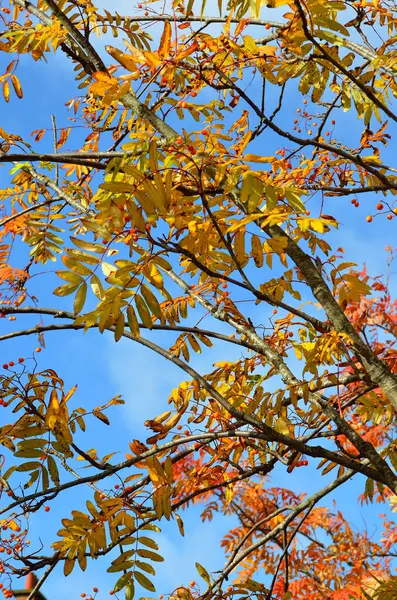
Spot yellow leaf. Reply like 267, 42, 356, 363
143, 262, 163, 289
63, 384, 78, 404
64, 558, 75, 576
54, 282, 80, 297
45, 389, 60, 430
227, 213, 263, 233
135, 293, 153, 329
126, 163, 167, 214
233, 229, 248, 267
141, 284, 162, 318
105, 46, 139, 73
225, 483, 234, 504
150, 141, 168, 210
74, 282, 87, 315
251, 234, 264, 268
146, 455, 165, 487
114, 312, 125, 342
187, 334, 201, 353
127, 305, 140, 337
91, 274, 104, 299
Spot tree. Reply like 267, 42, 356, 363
1, 0, 397, 597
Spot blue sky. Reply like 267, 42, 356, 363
1, 0, 397, 598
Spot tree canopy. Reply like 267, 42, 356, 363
2, 0, 397, 598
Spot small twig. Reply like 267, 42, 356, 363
50, 115, 59, 186
26, 559, 59, 600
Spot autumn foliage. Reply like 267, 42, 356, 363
2, 0, 397, 598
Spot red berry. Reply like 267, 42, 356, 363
8, 361, 14, 367
2, 364, 8, 369
376, 203, 384, 210
44, 506, 50, 512
18, 357, 24, 363
366, 215, 373, 223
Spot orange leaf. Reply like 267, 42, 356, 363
159, 20, 171, 58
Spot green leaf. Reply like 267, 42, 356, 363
136, 549, 164, 562
133, 572, 155, 592
108, 560, 136, 573
196, 562, 210, 584
41, 465, 49, 491
175, 513, 185, 537
138, 537, 158, 550
23, 469, 40, 489
135, 561, 155, 576
114, 572, 132, 592
16, 461, 42, 472
126, 581, 135, 600
47, 455, 60, 486
93, 411, 110, 425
